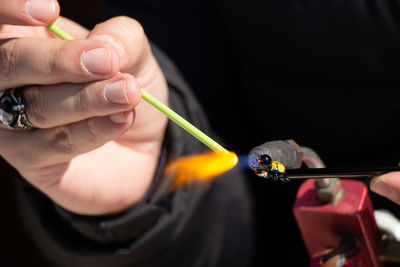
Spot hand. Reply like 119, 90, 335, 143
0, 1, 168, 215
371, 173, 400, 204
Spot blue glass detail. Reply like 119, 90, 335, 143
248, 153, 260, 168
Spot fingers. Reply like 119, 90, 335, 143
85, 16, 168, 149
0, 0, 59, 25
371, 172, 400, 204
0, 111, 135, 179
0, 38, 120, 89
87, 16, 151, 73
23, 73, 141, 128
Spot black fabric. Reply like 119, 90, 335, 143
15, 45, 253, 266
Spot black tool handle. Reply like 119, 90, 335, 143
286, 167, 400, 179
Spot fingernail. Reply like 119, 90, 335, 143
26, 0, 56, 24
82, 47, 117, 75
371, 179, 400, 203
104, 80, 129, 105
109, 111, 133, 124
92, 35, 124, 62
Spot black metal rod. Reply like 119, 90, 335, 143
286, 167, 400, 179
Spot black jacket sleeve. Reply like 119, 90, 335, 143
14, 44, 253, 267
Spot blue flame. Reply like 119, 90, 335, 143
236, 154, 253, 169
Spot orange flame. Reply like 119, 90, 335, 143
166, 151, 238, 187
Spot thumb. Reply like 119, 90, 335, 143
370, 172, 400, 204
86, 16, 151, 74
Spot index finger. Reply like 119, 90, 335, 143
0, 0, 59, 25
0, 38, 120, 90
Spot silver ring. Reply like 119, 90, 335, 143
0, 88, 37, 131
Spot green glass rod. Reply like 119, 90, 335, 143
46, 24, 229, 154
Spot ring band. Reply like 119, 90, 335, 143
0, 88, 37, 131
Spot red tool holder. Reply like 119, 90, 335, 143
293, 179, 380, 267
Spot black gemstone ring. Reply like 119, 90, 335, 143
0, 88, 37, 131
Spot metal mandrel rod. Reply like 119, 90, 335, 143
286, 167, 400, 179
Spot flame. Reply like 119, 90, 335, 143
166, 151, 238, 187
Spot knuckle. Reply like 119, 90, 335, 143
84, 118, 100, 143
112, 15, 131, 24
113, 16, 145, 37
114, 16, 140, 26
48, 42, 67, 76
129, 18, 145, 41
112, 16, 147, 61
132, 20, 145, 36
50, 126, 75, 154
0, 39, 19, 81
75, 88, 91, 114
24, 86, 47, 127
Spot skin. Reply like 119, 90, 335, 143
371, 173, 400, 205
0, 0, 168, 215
